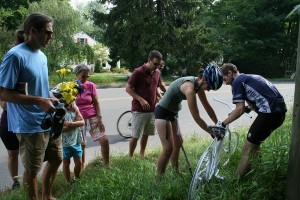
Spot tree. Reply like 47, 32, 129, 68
27, 0, 91, 69
209, 0, 299, 77
93, 43, 110, 66
286, 5, 300, 200
0, 0, 42, 30
92, 0, 219, 74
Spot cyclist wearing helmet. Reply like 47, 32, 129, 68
155, 63, 223, 175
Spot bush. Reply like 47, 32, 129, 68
94, 60, 102, 73
111, 67, 130, 74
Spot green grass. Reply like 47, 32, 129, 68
0, 114, 291, 200
48, 72, 176, 88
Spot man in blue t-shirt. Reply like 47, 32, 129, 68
219, 63, 286, 177
0, 13, 61, 200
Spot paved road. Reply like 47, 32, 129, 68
0, 82, 295, 191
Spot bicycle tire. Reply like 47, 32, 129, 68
117, 111, 132, 138
188, 150, 212, 200
219, 131, 239, 166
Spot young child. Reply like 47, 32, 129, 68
62, 102, 85, 184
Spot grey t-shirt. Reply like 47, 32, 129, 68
158, 76, 196, 112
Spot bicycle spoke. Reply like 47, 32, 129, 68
219, 131, 239, 166
188, 151, 212, 200
117, 111, 132, 138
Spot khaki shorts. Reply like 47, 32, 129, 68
16, 132, 62, 175
131, 112, 155, 138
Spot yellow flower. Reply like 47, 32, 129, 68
56, 81, 80, 104
56, 68, 71, 76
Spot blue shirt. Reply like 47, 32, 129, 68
232, 74, 286, 113
0, 43, 50, 133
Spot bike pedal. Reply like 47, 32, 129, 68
214, 174, 224, 180
214, 169, 225, 180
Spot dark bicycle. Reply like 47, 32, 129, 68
116, 110, 132, 138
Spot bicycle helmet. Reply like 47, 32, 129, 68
203, 62, 223, 91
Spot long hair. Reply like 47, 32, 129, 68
15, 13, 53, 44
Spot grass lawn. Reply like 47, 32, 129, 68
49, 71, 177, 88
0, 114, 291, 200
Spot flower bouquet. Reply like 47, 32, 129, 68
41, 68, 85, 139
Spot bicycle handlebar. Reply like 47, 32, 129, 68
213, 98, 252, 118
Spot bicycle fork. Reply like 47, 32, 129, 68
210, 139, 224, 180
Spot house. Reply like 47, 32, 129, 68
73, 31, 112, 70
74, 31, 97, 46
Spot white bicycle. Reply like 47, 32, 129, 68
188, 98, 252, 200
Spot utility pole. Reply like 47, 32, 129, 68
286, 5, 300, 200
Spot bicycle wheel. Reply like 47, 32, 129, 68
188, 150, 212, 200
219, 130, 239, 166
117, 111, 132, 138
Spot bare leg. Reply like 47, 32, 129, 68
129, 137, 138, 157
7, 149, 19, 182
42, 159, 62, 200
236, 140, 260, 177
63, 159, 71, 183
156, 119, 173, 175
140, 134, 149, 157
73, 157, 82, 179
98, 135, 110, 165
23, 170, 39, 200
81, 142, 86, 168
23, 171, 38, 200
170, 121, 181, 172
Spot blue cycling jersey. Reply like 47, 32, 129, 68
231, 74, 286, 113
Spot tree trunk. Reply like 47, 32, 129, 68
286, 16, 300, 200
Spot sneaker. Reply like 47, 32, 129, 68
12, 181, 20, 190
50, 108, 66, 139
41, 113, 53, 130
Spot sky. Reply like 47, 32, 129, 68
70, 0, 93, 8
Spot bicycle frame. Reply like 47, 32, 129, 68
188, 98, 252, 200
205, 137, 224, 180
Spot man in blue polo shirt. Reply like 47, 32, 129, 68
219, 63, 286, 177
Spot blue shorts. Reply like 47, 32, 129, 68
63, 143, 83, 160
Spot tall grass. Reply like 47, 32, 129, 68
0, 115, 291, 200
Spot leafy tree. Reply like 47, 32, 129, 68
208, 0, 299, 77
80, 0, 108, 43
93, 43, 110, 66
0, 26, 14, 62
91, 0, 219, 74
0, 0, 41, 30
27, 0, 93, 70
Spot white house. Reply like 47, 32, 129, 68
74, 31, 97, 46
73, 31, 112, 70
